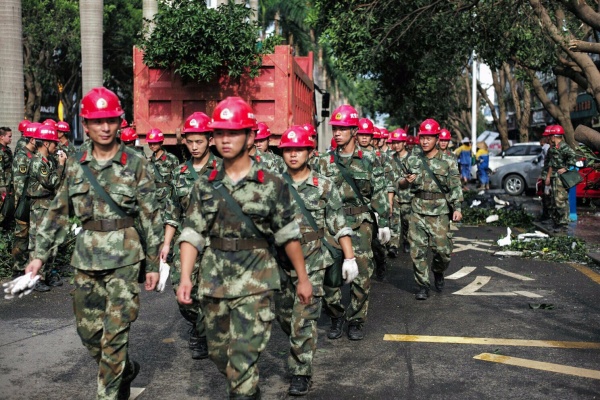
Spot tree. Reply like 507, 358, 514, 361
80, 0, 103, 95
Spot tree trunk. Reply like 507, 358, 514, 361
563, 0, 600, 31
143, 0, 158, 36
478, 68, 510, 150
504, 63, 532, 143
568, 39, 600, 54
80, 0, 104, 95
556, 74, 577, 147
0, 0, 24, 149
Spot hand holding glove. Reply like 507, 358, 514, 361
378, 227, 391, 245
156, 260, 171, 293
3, 272, 40, 299
342, 258, 359, 284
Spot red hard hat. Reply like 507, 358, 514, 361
330, 137, 338, 149
120, 127, 138, 142
302, 123, 317, 137
209, 97, 255, 130
18, 119, 29, 133
183, 112, 212, 134
357, 118, 374, 134
146, 128, 164, 143
439, 128, 451, 141
390, 128, 408, 142
329, 105, 359, 127
121, 119, 129, 129
407, 136, 417, 145
544, 124, 565, 136
372, 126, 382, 139
418, 118, 441, 136
42, 119, 56, 129
34, 124, 59, 142
24, 122, 41, 138
57, 121, 70, 132
279, 125, 316, 149
80, 87, 124, 119
380, 128, 390, 139
255, 122, 271, 140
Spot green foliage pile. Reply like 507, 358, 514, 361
507, 236, 590, 264
141, 1, 282, 82
461, 206, 534, 229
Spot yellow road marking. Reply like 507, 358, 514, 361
383, 335, 600, 349
474, 353, 600, 380
569, 263, 600, 285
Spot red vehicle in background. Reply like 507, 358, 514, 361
536, 151, 600, 201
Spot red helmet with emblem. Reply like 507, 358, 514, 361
372, 126, 382, 139
390, 128, 408, 142
279, 125, 316, 149
208, 97, 255, 130
34, 124, 59, 142
80, 87, 124, 119
120, 127, 138, 142
146, 128, 164, 143
121, 119, 129, 129
18, 119, 29, 133
357, 118, 374, 134
57, 121, 70, 132
439, 128, 452, 141
544, 124, 565, 136
329, 105, 359, 127
380, 128, 390, 139
418, 118, 441, 136
302, 123, 317, 137
407, 136, 417, 145
183, 112, 212, 134
24, 122, 41, 138
255, 122, 271, 140
42, 119, 56, 129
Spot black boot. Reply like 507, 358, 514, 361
47, 271, 63, 287
415, 286, 429, 300
191, 336, 209, 359
347, 323, 364, 341
387, 246, 398, 258
117, 360, 140, 400
434, 272, 445, 292
34, 280, 51, 292
188, 326, 200, 349
327, 317, 344, 340
403, 242, 410, 253
288, 375, 312, 396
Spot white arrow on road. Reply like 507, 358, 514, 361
452, 276, 542, 298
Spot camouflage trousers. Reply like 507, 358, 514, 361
200, 291, 275, 398
170, 248, 205, 337
28, 201, 57, 259
12, 219, 29, 273
408, 213, 452, 288
71, 263, 140, 400
274, 266, 325, 376
390, 202, 411, 249
323, 221, 374, 326
551, 177, 570, 226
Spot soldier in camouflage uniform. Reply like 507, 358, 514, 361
389, 128, 413, 254
120, 127, 145, 156
27, 124, 67, 290
14, 120, 31, 155
176, 97, 312, 400
11, 123, 39, 278
56, 121, 77, 157
254, 121, 286, 171
161, 112, 220, 360
0, 127, 14, 224
544, 125, 578, 232
314, 105, 391, 341
26, 88, 163, 400
539, 128, 553, 222
275, 126, 357, 396
438, 128, 455, 158
146, 128, 180, 208
399, 119, 463, 300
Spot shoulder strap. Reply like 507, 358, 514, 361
150, 154, 163, 181
419, 154, 449, 194
185, 159, 201, 181
76, 152, 128, 218
333, 152, 368, 206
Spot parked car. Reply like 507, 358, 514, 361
471, 142, 542, 180
489, 154, 543, 195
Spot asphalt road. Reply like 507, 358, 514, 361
1, 224, 599, 400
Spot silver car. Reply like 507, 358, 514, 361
471, 142, 542, 179
489, 154, 543, 196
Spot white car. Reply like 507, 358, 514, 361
471, 142, 542, 180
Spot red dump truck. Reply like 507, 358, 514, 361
133, 45, 316, 146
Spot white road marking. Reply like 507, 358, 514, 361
452, 276, 542, 297
513, 291, 543, 298
474, 353, 600, 379
485, 266, 535, 281
446, 267, 477, 280
130, 388, 145, 399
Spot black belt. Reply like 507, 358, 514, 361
344, 205, 370, 215
209, 237, 270, 251
300, 228, 325, 244
415, 192, 446, 200
83, 217, 135, 232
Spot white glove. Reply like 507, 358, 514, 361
342, 258, 359, 284
3, 273, 40, 299
156, 260, 171, 292
378, 227, 391, 245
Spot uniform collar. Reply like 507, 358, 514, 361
80, 143, 128, 165
211, 160, 264, 184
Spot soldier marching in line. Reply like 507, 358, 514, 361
0, 126, 14, 225
56, 121, 77, 157
120, 127, 145, 156
247, 121, 285, 174
438, 128, 454, 157
275, 125, 357, 396
14, 120, 31, 154
539, 126, 554, 222
161, 112, 220, 361
389, 128, 413, 255
176, 97, 312, 400
254, 121, 286, 172
146, 128, 180, 209
314, 105, 391, 341
399, 119, 463, 301
26, 87, 163, 400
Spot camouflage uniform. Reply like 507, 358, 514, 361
547, 141, 577, 227
27, 153, 65, 259
253, 149, 285, 173
14, 136, 28, 155
176, 162, 301, 398
540, 144, 553, 220
274, 170, 352, 377
32, 144, 163, 400
149, 149, 180, 208
11, 147, 35, 274
369, 148, 392, 275
401, 151, 463, 289
390, 151, 413, 249
165, 154, 221, 338
57, 140, 77, 157
0, 143, 13, 222
314, 147, 389, 328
